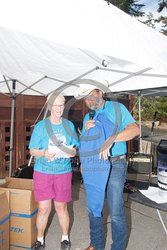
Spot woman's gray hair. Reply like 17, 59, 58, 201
47, 91, 65, 111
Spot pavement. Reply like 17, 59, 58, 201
45, 171, 167, 250
1, 165, 166, 250
141, 123, 167, 145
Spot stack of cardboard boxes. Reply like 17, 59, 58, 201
0, 178, 38, 250
0, 190, 10, 250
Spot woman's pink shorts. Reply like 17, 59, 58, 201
33, 171, 72, 202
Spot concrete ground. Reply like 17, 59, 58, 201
0, 170, 166, 249
45, 171, 167, 250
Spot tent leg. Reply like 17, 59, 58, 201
9, 80, 16, 177
138, 94, 142, 153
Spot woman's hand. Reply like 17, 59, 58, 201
67, 147, 77, 158
30, 148, 55, 159
44, 149, 56, 160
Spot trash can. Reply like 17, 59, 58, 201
157, 140, 167, 193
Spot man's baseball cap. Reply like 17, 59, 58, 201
74, 79, 109, 99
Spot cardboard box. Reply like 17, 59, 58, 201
0, 178, 38, 249
0, 190, 10, 250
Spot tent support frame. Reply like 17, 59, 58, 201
7, 66, 99, 174
9, 80, 16, 177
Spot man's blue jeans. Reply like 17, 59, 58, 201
88, 157, 128, 250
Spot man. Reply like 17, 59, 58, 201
78, 79, 139, 250
29, 92, 78, 250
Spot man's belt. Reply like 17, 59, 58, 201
110, 155, 126, 162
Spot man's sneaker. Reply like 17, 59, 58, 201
34, 241, 45, 249
60, 240, 71, 250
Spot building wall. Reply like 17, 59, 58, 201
0, 93, 130, 178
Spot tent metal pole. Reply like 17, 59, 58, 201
9, 80, 16, 177
28, 100, 48, 167
15, 76, 46, 96
138, 93, 142, 153
3, 75, 12, 95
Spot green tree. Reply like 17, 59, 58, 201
156, 97, 167, 120
133, 96, 167, 122
156, 0, 167, 35
158, 0, 167, 12
143, 12, 156, 28
104, 0, 144, 17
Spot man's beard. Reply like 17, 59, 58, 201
88, 98, 104, 110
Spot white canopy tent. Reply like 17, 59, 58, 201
0, 0, 167, 97
0, 0, 167, 175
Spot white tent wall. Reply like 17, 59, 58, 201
0, 0, 167, 176
0, 0, 167, 71
0, 0, 167, 97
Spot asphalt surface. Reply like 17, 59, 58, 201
45, 171, 167, 250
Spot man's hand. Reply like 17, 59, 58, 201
99, 135, 116, 160
85, 120, 95, 130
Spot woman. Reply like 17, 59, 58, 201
29, 91, 78, 250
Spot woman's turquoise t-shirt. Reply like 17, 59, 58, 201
29, 117, 78, 174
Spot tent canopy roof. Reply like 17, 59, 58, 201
0, 0, 167, 96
